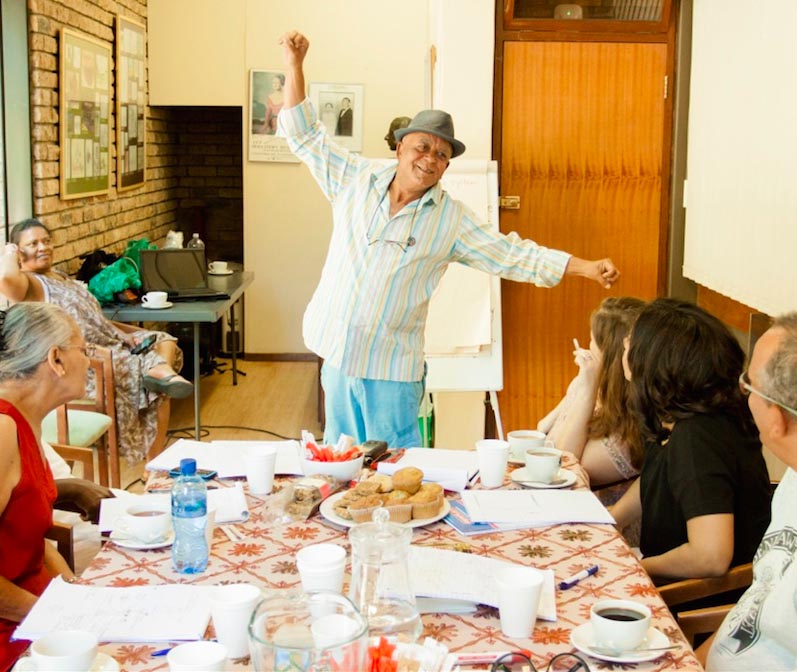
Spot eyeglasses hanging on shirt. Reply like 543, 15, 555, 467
366, 189, 421, 253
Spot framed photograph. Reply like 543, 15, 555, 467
115, 15, 147, 191
59, 28, 111, 199
309, 82, 364, 152
248, 69, 299, 163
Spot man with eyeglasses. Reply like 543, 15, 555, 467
703, 312, 797, 671
277, 31, 620, 448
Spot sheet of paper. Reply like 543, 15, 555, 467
13, 577, 212, 642
377, 448, 478, 491
409, 546, 557, 621
98, 484, 249, 532
145, 438, 303, 477
461, 490, 615, 526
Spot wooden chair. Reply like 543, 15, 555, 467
45, 521, 76, 572
49, 441, 95, 483
42, 346, 120, 488
677, 603, 733, 648
657, 562, 753, 608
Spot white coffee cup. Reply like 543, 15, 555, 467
142, 291, 168, 307
475, 439, 510, 489
30, 630, 98, 672
167, 641, 228, 671
210, 583, 262, 659
507, 429, 547, 462
495, 565, 544, 638
244, 446, 277, 495
208, 260, 229, 273
119, 504, 170, 543
590, 599, 652, 651
296, 543, 346, 594
524, 447, 563, 484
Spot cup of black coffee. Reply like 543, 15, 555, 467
590, 599, 651, 651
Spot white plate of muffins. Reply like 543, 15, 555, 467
319, 467, 451, 529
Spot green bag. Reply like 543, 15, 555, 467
87, 256, 141, 304
123, 238, 156, 269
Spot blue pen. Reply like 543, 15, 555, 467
151, 648, 172, 657
558, 564, 599, 590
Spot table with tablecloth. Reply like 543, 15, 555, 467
64, 454, 702, 671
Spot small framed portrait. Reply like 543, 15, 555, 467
248, 69, 298, 163
309, 82, 364, 153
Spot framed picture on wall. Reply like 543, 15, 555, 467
309, 82, 364, 152
59, 28, 111, 199
115, 15, 147, 191
248, 69, 299, 163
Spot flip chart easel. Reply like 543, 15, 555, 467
424, 160, 504, 441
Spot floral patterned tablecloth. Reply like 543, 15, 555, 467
70, 456, 701, 671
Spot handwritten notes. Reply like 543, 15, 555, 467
14, 578, 212, 642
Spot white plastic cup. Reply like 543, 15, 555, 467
507, 429, 547, 462
209, 261, 229, 273
476, 439, 510, 489
167, 641, 228, 671
311, 613, 362, 649
30, 630, 98, 672
142, 291, 168, 307
296, 543, 346, 594
495, 565, 544, 638
590, 599, 651, 651
524, 447, 563, 484
244, 446, 277, 495
210, 583, 262, 660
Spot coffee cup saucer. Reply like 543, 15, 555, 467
109, 528, 174, 550
142, 301, 173, 309
13, 652, 120, 671
510, 467, 577, 489
208, 269, 233, 276
570, 623, 670, 663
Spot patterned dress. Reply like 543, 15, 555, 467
33, 271, 183, 462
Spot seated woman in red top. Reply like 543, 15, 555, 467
612, 298, 771, 581
0, 303, 88, 671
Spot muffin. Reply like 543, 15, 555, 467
392, 467, 424, 495
353, 480, 382, 495
382, 502, 413, 524
348, 495, 385, 523
408, 483, 444, 519
367, 474, 394, 493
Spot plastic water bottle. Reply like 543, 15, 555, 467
171, 458, 208, 574
186, 233, 205, 249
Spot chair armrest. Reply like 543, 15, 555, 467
676, 603, 733, 647
658, 562, 753, 607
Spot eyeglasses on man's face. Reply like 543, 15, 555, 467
490, 651, 589, 672
739, 370, 797, 418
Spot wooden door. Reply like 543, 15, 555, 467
499, 41, 667, 432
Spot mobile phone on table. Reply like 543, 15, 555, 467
130, 334, 157, 355
169, 466, 218, 480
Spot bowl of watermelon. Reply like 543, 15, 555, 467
302, 441, 364, 481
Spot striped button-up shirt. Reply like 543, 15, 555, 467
279, 99, 571, 383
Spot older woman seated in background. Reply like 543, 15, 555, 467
0, 303, 86, 671
538, 296, 645, 487
611, 298, 771, 581
0, 219, 192, 461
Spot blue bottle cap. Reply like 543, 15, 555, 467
180, 458, 197, 476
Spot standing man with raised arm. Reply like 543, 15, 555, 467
277, 30, 621, 448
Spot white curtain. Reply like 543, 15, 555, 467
683, 0, 797, 316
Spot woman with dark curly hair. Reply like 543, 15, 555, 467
611, 298, 771, 580
539, 296, 645, 486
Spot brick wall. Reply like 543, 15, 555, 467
28, 0, 180, 275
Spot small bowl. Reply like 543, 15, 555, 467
302, 452, 364, 481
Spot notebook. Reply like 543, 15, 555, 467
139, 249, 229, 301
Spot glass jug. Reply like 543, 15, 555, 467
348, 508, 422, 643
248, 590, 368, 672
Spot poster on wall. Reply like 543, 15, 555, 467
59, 28, 111, 199
309, 82, 364, 153
248, 69, 299, 163
115, 15, 147, 191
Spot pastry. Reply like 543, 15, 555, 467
348, 495, 385, 523
392, 467, 423, 495
408, 483, 444, 519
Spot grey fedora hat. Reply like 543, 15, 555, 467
393, 109, 466, 158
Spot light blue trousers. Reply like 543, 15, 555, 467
320, 362, 424, 448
